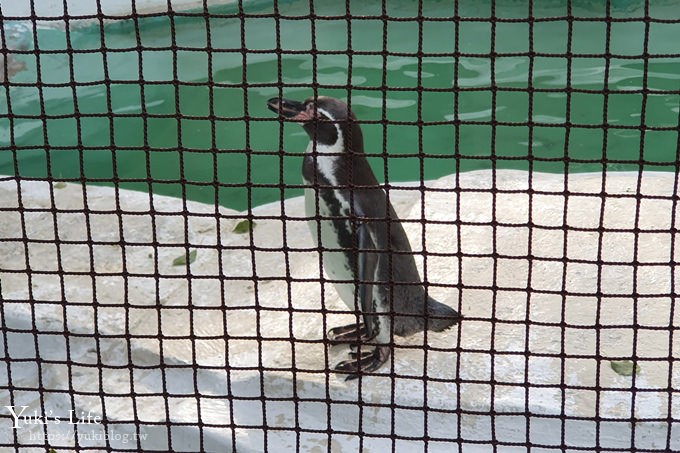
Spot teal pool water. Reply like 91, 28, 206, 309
1, 0, 679, 211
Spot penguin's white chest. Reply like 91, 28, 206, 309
304, 183, 357, 310
301, 145, 356, 309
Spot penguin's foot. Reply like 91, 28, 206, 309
327, 323, 370, 345
334, 345, 391, 381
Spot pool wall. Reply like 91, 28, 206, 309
2, 0, 236, 20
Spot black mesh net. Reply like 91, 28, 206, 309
1, 0, 680, 451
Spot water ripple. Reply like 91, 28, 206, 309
349, 95, 417, 109
457, 58, 680, 89
444, 106, 507, 121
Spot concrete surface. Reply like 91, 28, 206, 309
0, 170, 678, 452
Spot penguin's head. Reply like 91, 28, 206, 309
267, 96, 363, 152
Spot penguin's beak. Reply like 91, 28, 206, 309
267, 97, 310, 122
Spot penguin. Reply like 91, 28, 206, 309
267, 95, 460, 379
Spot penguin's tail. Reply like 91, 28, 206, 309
425, 296, 461, 332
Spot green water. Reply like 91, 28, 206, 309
2, 0, 679, 211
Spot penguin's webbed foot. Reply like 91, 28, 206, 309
334, 345, 390, 381
327, 322, 370, 345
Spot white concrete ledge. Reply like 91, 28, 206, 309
0, 170, 678, 451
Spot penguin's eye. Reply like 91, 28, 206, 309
305, 104, 329, 121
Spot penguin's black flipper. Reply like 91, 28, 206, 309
356, 220, 380, 340
326, 219, 378, 348
332, 220, 391, 379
